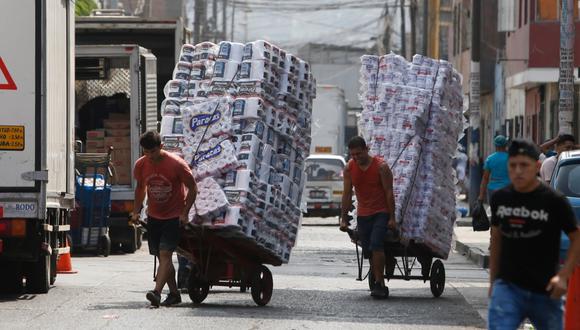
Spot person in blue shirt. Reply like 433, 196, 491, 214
478, 135, 511, 203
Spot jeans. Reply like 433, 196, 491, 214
488, 279, 563, 330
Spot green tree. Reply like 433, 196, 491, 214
75, 0, 98, 16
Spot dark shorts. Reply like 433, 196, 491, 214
357, 212, 389, 255
147, 217, 180, 256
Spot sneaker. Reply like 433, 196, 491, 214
160, 292, 182, 307
146, 290, 161, 307
370, 282, 389, 299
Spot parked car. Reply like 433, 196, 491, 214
303, 154, 346, 218
550, 150, 580, 263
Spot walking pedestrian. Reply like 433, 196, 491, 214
539, 134, 577, 184
132, 130, 197, 307
488, 139, 580, 330
478, 135, 510, 203
339, 136, 396, 299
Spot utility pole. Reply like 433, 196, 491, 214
222, 0, 227, 40
194, 0, 202, 43
410, 0, 417, 56
559, 0, 575, 134
468, 0, 481, 210
400, 0, 406, 58
428, 0, 440, 58
422, 0, 428, 54
230, 1, 235, 40
212, 0, 218, 42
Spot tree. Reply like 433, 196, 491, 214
75, 0, 98, 16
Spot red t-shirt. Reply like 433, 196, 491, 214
348, 157, 388, 217
133, 151, 193, 220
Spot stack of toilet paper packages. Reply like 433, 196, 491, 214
160, 41, 315, 263
358, 53, 464, 259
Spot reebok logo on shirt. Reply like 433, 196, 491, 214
496, 206, 549, 222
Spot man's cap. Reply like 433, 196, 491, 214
494, 135, 508, 147
507, 139, 540, 160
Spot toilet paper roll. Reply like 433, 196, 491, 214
232, 97, 265, 119
193, 42, 217, 61
179, 44, 196, 63
164, 79, 188, 98
242, 40, 274, 61
217, 41, 245, 62
212, 60, 240, 82
238, 60, 272, 82
173, 61, 192, 80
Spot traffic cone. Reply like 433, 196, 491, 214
57, 238, 77, 274
565, 266, 580, 330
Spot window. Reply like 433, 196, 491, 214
554, 162, 580, 198
305, 158, 344, 182
536, 0, 580, 21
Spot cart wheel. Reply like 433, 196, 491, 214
99, 235, 111, 257
429, 259, 445, 298
188, 277, 210, 304
251, 265, 273, 306
240, 279, 247, 293
122, 226, 138, 254
136, 227, 143, 250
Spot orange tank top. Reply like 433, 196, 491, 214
348, 157, 388, 217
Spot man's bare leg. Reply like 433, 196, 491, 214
154, 250, 174, 293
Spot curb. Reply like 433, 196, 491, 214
455, 240, 489, 269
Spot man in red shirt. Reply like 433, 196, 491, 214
340, 136, 396, 298
131, 131, 197, 307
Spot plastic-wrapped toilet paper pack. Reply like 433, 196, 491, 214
193, 42, 218, 61
232, 97, 266, 120
189, 177, 229, 221
181, 97, 233, 142
183, 139, 238, 180
179, 44, 196, 63
359, 52, 463, 259
217, 41, 245, 62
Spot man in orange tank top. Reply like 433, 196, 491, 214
340, 136, 396, 298
132, 131, 197, 307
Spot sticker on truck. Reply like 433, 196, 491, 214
0, 202, 37, 218
0, 125, 24, 150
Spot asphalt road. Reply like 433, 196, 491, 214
0, 217, 489, 329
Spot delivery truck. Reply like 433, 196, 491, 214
75, 45, 157, 252
304, 85, 348, 218
0, 0, 74, 293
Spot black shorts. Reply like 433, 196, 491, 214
147, 217, 180, 256
357, 212, 389, 256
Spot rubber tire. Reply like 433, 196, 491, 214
99, 235, 111, 257
251, 265, 273, 306
188, 277, 210, 304
49, 253, 58, 285
25, 255, 50, 294
367, 266, 375, 291
430, 259, 445, 298
122, 226, 138, 254
0, 262, 23, 294
136, 227, 143, 250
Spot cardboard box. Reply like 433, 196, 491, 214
106, 129, 130, 137
112, 149, 132, 167
103, 119, 130, 129
104, 136, 131, 149
86, 130, 105, 140
86, 139, 105, 149
113, 168, 132, 185
108, 112, 130, 120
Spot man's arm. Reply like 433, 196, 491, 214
180, 172, 198, 225
547, 228, 580, 298
131, 180, 146, 223
478, 170, 490, 201
339, 166, 353, 232
488, 225, 502, 297
379, 163, 396, 229
539, 136, 559, 153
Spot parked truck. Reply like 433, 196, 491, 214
303, 85, 348, 218
0, 0, 74, 293
75, 45, 157, 252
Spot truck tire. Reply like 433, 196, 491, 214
99, 235, 111, 257
122, 226, 137, 254
25, 255, 50, 294
50, 253, 57, 285
0, 262, 23, 294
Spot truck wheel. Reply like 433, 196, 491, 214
25, 255, 50, 294
0, 262, 23, 294
99, 235, 111, 257
122, 227, 138, 254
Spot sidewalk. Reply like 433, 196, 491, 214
454, 217, 490, 269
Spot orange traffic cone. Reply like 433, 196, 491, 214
57, 238, 77, 274
565, 266, 580, 330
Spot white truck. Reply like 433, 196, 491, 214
0, 0, 74, 293
304, 85, 348, 218
75, 45, 157, 252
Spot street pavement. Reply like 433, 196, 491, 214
0, 217, 489, 330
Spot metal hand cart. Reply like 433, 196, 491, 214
345, 226, 446, 298
71, 148, 113, 256
176, 225, 282, 306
